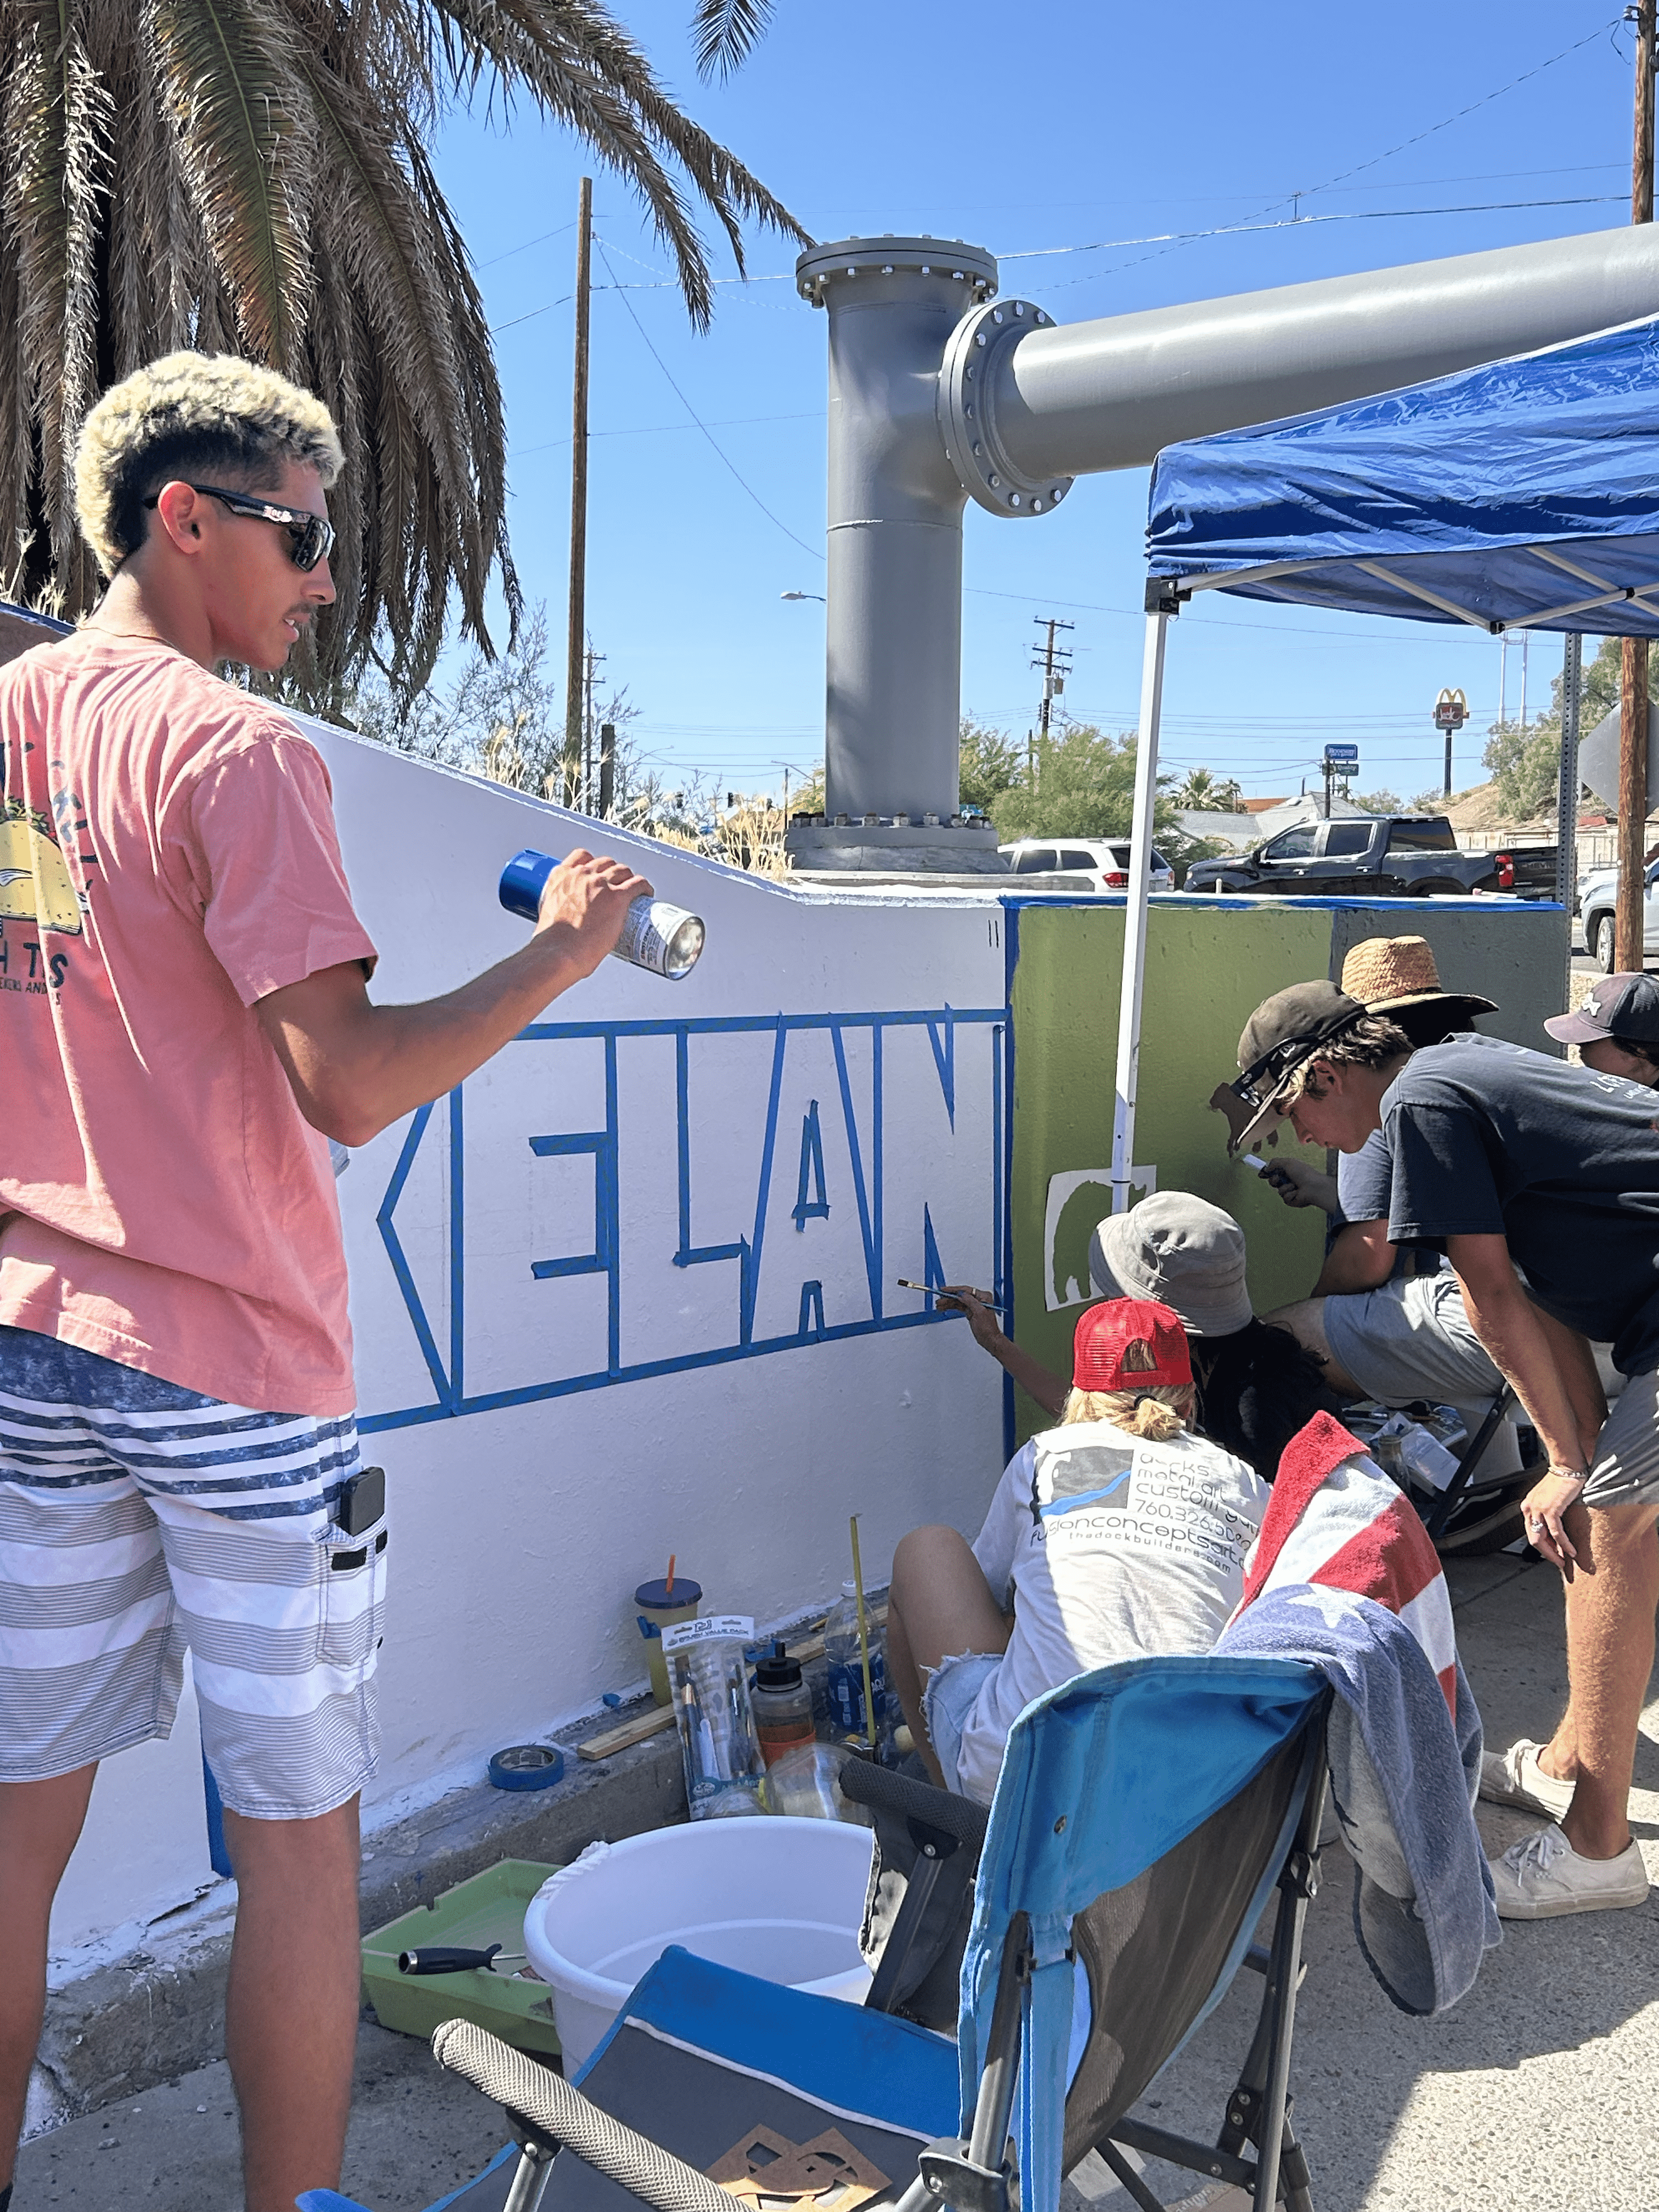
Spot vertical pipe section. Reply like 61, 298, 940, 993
562, 176, 593, 810
1111, 614, 1169, 1214
795, 242, 996, 848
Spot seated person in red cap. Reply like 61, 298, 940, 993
885, 1299, 1269, 1803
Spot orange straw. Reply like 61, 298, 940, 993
665, 1554, 676, 1598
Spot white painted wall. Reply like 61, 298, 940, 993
49, 730, 1010, 1960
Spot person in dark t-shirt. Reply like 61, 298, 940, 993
1222, 979, 1659, 1922
940, 1192, 1338, 1483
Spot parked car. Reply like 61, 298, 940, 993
1579, 860, 1659, 970
998, 837, 1176, 893
1183, 814, 1557, 899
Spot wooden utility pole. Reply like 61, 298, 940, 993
562, 176, 593, 810
1618, 5, 1655, 969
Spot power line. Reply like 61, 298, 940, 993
999, 196, 1626, 272
593, 239, 823, 563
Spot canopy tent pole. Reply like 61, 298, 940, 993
1556, 633, 1583, 916
1111, 612, 1169, 1215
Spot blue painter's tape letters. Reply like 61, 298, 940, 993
360, 1008, 1007, 1432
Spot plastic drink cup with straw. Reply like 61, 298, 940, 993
634, 1554, 701, 1707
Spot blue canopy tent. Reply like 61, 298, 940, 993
1104, 312, 1659, 1207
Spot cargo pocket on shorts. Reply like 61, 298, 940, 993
318, 1516, 388, 1686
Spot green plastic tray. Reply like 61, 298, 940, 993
360, 1858, 563, 2055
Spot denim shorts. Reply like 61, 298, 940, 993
921, 1651, 1002, 1796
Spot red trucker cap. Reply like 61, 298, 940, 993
1073, 1297, 1193, 1393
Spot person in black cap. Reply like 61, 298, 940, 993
1544, 972, 1659, 1088
1251, 937, 1520, 1482
1220, 977, 1659, 1921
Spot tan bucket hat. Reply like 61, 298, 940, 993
1339, 935, 1496, 1022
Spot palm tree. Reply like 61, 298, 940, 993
1175, 766, 1245, 811
0, 1, 808, 705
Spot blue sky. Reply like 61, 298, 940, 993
428, 2, 1640, 803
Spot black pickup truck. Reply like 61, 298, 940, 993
1183, 814, 1558, 899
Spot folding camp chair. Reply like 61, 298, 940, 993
305, 1654, 1329, 2212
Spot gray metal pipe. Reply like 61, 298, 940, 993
790, 224, 1659, 872
988, 224, 1659, 491
792, 239, 1001, 867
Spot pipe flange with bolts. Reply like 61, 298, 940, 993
938, 298, 1075, 518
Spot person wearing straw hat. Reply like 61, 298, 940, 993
1220, 968, 1659, 1918
886, 1298, 1268, 1802
940, 1193, 1334, 1482
1253, 939, 1520, 1482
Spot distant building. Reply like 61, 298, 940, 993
1177, 791, 1372, 850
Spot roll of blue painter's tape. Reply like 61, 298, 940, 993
488, 1743, 565, 1792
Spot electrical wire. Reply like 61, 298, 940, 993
593, 239, 823, 563
998, 196, 1626, 270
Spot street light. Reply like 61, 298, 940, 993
780, 590, 825, 602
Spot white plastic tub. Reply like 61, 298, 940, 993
522, 1817, 875, 2068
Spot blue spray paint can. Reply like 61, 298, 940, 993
499, 849, 706, 980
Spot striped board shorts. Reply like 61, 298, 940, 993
0, 1325, 385, 1819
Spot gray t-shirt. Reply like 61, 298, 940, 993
1381, 1034, 1659, 1375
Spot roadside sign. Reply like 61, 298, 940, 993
1323, 743, 1359, 766
1433, 687, 1469, 731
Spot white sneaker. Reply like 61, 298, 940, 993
1479, 1738, 1576, 1820
1488, 1823, 1650, 1919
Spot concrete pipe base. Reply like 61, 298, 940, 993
785, 820, 1009, 873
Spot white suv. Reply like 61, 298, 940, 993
999, 837, 1177, 893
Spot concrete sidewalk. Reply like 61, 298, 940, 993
16, 1552, 1659, 2211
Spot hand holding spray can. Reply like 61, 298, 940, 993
499, 849, 705, 980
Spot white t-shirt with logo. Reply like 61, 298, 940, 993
955, 1417, 1269, 1804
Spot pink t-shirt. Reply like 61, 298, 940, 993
0, 630, 377, 1414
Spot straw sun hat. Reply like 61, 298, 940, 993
1338, 935, 1496, 1025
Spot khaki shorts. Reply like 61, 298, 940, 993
1583, 1369, 1659, 1511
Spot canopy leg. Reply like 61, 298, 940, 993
1110, 611, 1169, 1215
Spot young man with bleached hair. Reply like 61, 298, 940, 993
1220, 980, 1659, 1920
0, 353, 651, 2212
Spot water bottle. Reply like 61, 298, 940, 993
823, 1581, 890, 1749
499, 849, 704, 979
749, 1640, 816, 1768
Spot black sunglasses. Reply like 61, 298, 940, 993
1230, 1016, 1361, 1110
143, 482, 335, 572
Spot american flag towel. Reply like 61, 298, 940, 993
1235, 1410, 1458, 1717
1219, 1411, 1498, 2015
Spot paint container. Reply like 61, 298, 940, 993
499, 849, 705, 979
749, 1641, 816, 1768
663, 1615, 765, 1819
635, 1575, 702, 1707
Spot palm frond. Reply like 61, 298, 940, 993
145, 0, 314, 369
433, 0, 810, 328
690, 0, 775, 82
3, 5, 113, 599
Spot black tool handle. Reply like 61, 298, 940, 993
398, 1944, 502, 1976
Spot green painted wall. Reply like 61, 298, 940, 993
1006, 900, 1332, 1443
1005, 892, 1573, 1445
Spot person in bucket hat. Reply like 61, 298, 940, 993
885, 1298, 1268, 1802
1250, 940, 1520, 1488
1227, 955, 1659, 1922
939, 1193, 1334, 1482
